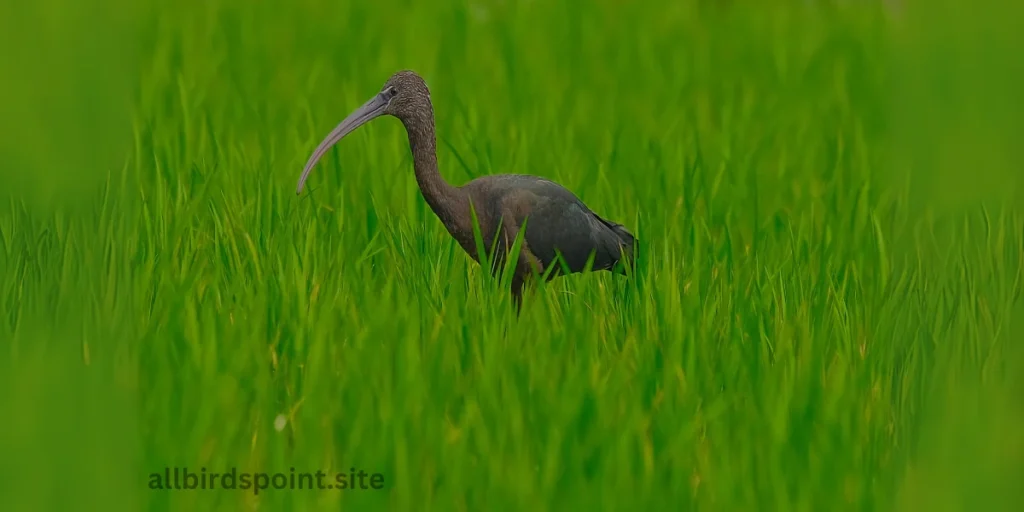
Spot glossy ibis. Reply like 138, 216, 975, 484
296, 70, 637, 310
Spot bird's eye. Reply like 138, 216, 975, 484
385, 87, 398, 99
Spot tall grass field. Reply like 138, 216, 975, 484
2, 0, 1023, 510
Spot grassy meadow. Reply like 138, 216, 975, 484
2, 0, 1024, 510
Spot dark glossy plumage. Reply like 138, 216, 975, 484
461, 174, 636, 274
297, 70, 637, 310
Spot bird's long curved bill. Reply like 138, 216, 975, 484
296, 93, 389, 194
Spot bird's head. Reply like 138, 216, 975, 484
380, 70, 432, 119
296, 70, 432, 195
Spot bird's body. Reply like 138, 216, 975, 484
459, 173, 636, 275
297, 70, 637, 310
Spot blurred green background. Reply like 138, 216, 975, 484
1, 0, 1022, 510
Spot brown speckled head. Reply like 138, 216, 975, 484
296, 69, 434, 195
380, 70, 433, 123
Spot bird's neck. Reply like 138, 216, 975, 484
401, 111, 468, 235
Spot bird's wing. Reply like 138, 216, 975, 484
496, 177, 632, 273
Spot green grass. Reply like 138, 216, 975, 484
2, 0, 1024, 510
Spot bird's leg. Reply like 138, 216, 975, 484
510, 256, 544, 315
509, 238, 547, 315
511, 274, 525, 314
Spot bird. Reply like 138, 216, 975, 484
296, 70, 637, 311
